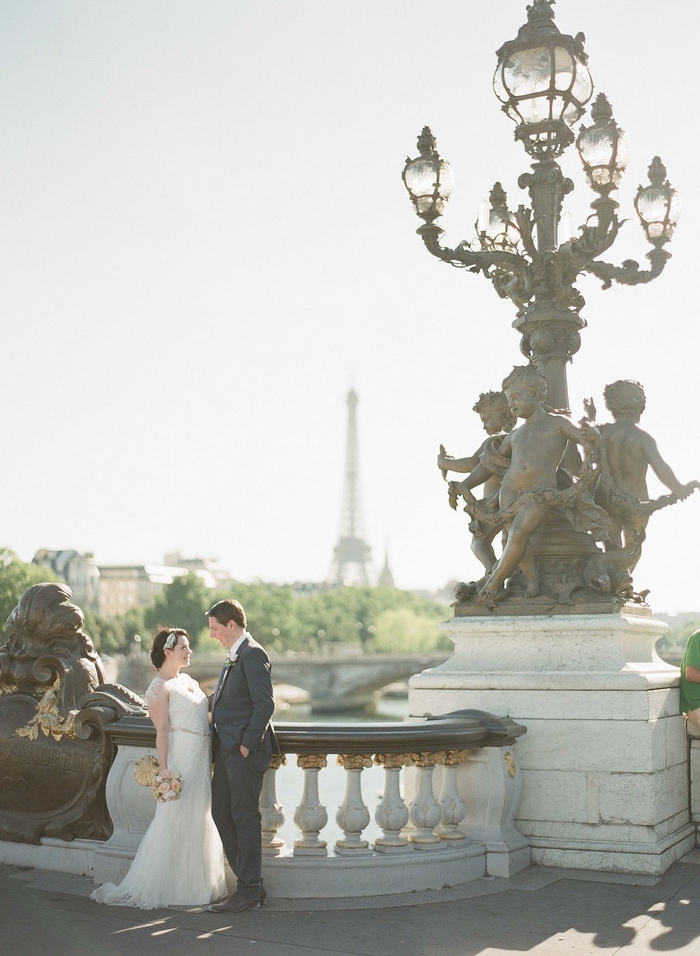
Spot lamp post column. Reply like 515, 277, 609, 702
514, 157, 579, 411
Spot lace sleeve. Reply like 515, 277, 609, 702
145, 678, 169, 708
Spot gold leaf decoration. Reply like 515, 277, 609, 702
133, 754, 159, 787
13, 678, 76, 740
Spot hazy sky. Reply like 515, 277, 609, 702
1, 1, 698, 613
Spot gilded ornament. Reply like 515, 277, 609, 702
374, 753, 412, 769
336, 754, 372, 770
410, 752, 440, 768
297, 754, 327, 770
14, 678, 76, 741
133, 754, 159, 787
442, 749, 470, 765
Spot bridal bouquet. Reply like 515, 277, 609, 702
133, 755, 183, 802
151, 769, 184, 802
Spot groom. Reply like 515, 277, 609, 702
207, 599, 276, 913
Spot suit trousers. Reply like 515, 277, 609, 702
211, 738, 271, 896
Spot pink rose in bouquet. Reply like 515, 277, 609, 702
151, 768, 184, 802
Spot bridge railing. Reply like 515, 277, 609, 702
93, 710, 530, 899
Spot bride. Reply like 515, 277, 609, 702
92, 628, 227, 909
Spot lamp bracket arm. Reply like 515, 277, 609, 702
565, 216, 622, 273
416, 224, 533, 308
582, 246, 671, 289
453, 243, 529, 274
418, 224, 525, 271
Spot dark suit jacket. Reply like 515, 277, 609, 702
211, 635, 276, 755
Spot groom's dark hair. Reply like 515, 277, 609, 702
207, 599, 246, 629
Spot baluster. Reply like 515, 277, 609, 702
436, 749, 468, 840
261, 753, 287, 855
407, 752, 443, 848
335, 754, 372, 855
293, 754, 328, 856
373, 753, 412, 852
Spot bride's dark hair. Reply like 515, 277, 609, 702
150, 628, 189, 669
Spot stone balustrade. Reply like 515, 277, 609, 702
91, 710, 530, 899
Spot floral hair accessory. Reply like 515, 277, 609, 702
164, 631, 178, 650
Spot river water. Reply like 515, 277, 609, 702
111, 652, 412, 849
271, 695, 410, 850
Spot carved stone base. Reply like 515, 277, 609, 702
262, 841, 486, 897
0, 837, 488, 901
0, 836, 97, 876
454, 595, 623, 617
410, 612, 694, 876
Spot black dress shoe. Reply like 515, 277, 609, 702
208, 892, 262, 913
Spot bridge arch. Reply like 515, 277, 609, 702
186, 653, 449, 712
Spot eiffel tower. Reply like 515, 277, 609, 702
330, 389, 374, 586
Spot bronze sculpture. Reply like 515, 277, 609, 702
594, 380, 697, 556
402, 1, 695, 614
438, 390, 516, 578
442, 372, 698, 613
0, 582, 145, 842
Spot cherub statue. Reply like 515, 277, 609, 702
592, 380, 698, 563
474, 366, 609, 600
437, 390, 516, 577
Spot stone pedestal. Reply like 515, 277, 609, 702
409, 608, 694, 876
91, 744, 157, 884
453, 746, 531, 876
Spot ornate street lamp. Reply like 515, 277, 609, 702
402, 127, 453, 224
476, 183, 523, 253
493, 0, 592, 159
576, 93, 629, 196
402, 0, 678, 413
635, 156, 680, 243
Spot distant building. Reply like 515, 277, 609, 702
33, 549, 100, 612
97, 558, 221, 619
97, 564, 174, 618
377, 551, 395, 589
34, 548, 228, 619
163, 551, 233, 590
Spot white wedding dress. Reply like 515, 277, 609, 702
92, 673, 227, 909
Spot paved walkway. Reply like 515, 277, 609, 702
4, 852, 700, 956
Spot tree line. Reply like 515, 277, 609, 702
4, 547, 698, 662
0, 548, 452, 658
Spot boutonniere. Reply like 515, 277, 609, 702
224, 657, 237, 671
